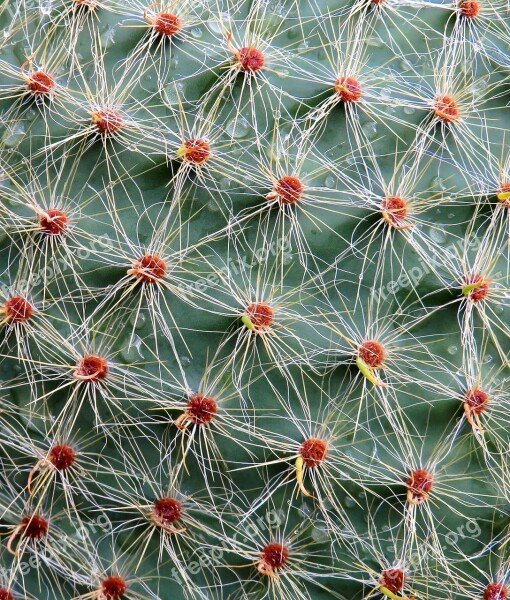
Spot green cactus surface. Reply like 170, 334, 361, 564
0, 0, 509, 599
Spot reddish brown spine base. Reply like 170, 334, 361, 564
0, 589, 14, 600
49, 444, 76, 471
180, 139, 211, 164
244, 302, 274, 332
128, 255, 167, 284
74, 0, 98, 7
91, 109, 123, 136
458, 0, 480, 18
434, 95, 459, 123
101, 576, 127, 599
21, 514, 49, 539
484, 583, 508, 600
26, 71, 56, 96
381, 196, 408, 228
463, 273, 490, 302
334, 76, 362, 102
259, 543, 289, 573
153, 12, 182, 36
464, 388, 489, 415
358, 340, 385, 368
4, 296, 33, 323
39, 208, 68, 235
268, 176, 304, 205
235, 46, 265, 71
152, 497, 182, 525
379, 568, 406, 595
299, 438, 328, 468
74, 355, 108, 382
186, 394, 217, 425
406, 469, 433, 504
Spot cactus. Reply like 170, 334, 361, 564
0, 0, 509, 599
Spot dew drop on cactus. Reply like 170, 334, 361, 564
358, 340, 385, 369
299, 438, 328, 468
152, 13, 182, 37
48, 444, 76, 471
434, 95, 460, 123
458, 0, 480, 18
267, 176, 304, 205
100, 576, 127, 599
406, 469, 433, 504
379, 567, 406, 594
484, 583, 508, 600
91, 109, 123, 136
39, 209, 68, 235
152, 497, 182, 526
334, 76, 362, 102
74, 355, 109, 382
26, 71, 56, 96
258, 543, 289, 576
3, 296, 33, 323
128, 255, 167, 284
242, 302, 274, 333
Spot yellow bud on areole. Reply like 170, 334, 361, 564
176, 146, 187, 158
462, 281, 482, 296
241, 315, 255, 330
379, 586, 409, 600
356, 356, 387, 387
497, 190, 510, 202
295, 456, 312, 497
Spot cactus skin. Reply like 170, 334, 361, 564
0, 1, 509, 599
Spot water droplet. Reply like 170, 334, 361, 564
362, 121, 378, 139
367, 35, 383, 48
100, 24, 118, 48
430, 176, 447, 191
404, 106, 415, 115
344, 496, 356, 508
190, 27, 203, 39
218, 177, 231, 191
429, 227, 447, 244
2, 122, 25, 147
209, 14, 228, 34
162, 81, 185, 105
447, 345, 458, 355
225, 116, 250, 138
121, 335, 145, 362
180, 356, 192, 368
325, 175, 336, 188
130, 311, 146, 330
40, 0, 53, 15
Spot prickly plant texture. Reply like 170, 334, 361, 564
0, 0, 509, 598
